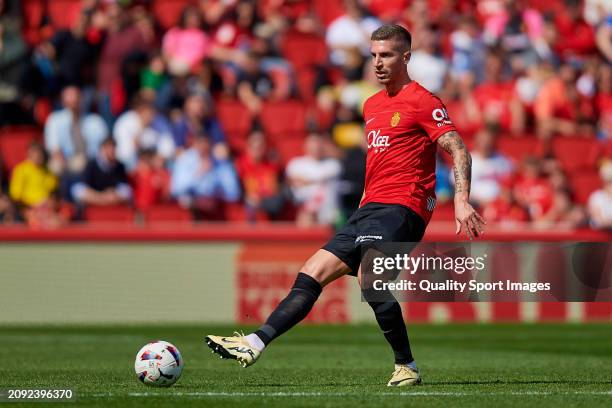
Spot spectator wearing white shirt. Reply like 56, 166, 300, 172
325, 0, 381, 66
588, 161, 612, 230
44, 86, 108, 175
113, 97, 175, 171
286, 134, 341, 226
408, 24, 448, 94
468, 126, 514, 206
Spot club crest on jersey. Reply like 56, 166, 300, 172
391, 112, 401, 127
367, 129, 390, 152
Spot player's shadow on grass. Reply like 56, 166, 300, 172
427, 380, 612, 386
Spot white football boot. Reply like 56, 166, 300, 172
205, 332, 262, 368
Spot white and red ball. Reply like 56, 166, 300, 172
134, 341, 183, 387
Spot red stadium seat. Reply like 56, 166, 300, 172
365, 0, 409, 21
569, 170, 601, 204
141, 203, 192, 222
225, 131, 248, 154
258, 0, 310, 20
497, 136, 544, 164
0, 126, 42, 173
590, 139, 612, 165
47, 0, 83, 30
21, 0, 45, 45
551, 137, 597, 172
151, 0, 194, 30
224, 202, 247, 222
224, 202, 270, 222
312, 0, 345, 26
295, 67, 318, 101
274, 136, 305, 165
267, 67, 292, 101
280, 31, 327, 70
260, 101, 307, 138
84, 205, 135, 222
216, 98, 253, 139
525, 0, 564, 13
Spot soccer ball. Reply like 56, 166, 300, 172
134, 341, 183, 387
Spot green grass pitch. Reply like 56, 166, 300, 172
1, 324, 611, 407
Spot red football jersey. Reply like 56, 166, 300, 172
360, 81, 457, 224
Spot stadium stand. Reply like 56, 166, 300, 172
0, 0, 609, 232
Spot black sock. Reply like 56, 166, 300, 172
368, 301, 414, 364
254, 272, 322, 345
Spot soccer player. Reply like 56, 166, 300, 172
205, 24, 485, 386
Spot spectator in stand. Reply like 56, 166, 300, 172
162, 6, 210, 77
131, 149, 170, 211
9, 142, 57, 210
513, 156, 554, 220
198, 0, 236, 29
170, 134, 240, 213
435, 155, 453, 205
449, 16, 486, 83
533, 186, 587, 228
236, 130, 284, 221
0, 0, 29, 125
212, 0, 256, 51
595, 14, 612, 62
172, 93, 226, 152
47, 4, 104, 91
584, 0, 612, 26
286, 134, 341, 226
325, 0, 381, 66
597, 58, 612, 127
44, 86, 109, 182
71, 137, 132, 206
588, 161, 612, 229
97, 3, 153, 125
469, 125, 514, 206
237, 51, 274, 115
162, 4, 244, 78
534, 62, 583, 140
483, 0, 552, 67
554, 0, 597, 59
471, 50, 525, 135
408, 24, 448, 94
140, 53, 168, 93
113, 96, 175, 171
483, 178, 529, 225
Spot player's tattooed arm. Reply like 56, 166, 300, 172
437, 131, 471, 196
437, 130, 486, 239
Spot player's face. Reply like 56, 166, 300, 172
370, 39, 410, 85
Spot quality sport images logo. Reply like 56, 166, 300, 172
432, 108, 452, 127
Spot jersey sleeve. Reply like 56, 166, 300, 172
416, 92, 458, 142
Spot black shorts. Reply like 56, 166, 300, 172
322, 202, 426, 276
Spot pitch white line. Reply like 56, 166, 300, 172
86, 390, 612, 398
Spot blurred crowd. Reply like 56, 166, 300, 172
0, 0, 611, 230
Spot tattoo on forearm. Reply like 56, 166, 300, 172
437, 131, 472, 195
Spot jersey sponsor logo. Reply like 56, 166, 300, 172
367, 129, 390, 152
391, 112, 401, 127
432, 108, 452, 127
426, 196, 436, 212
355, 235, 383, 244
